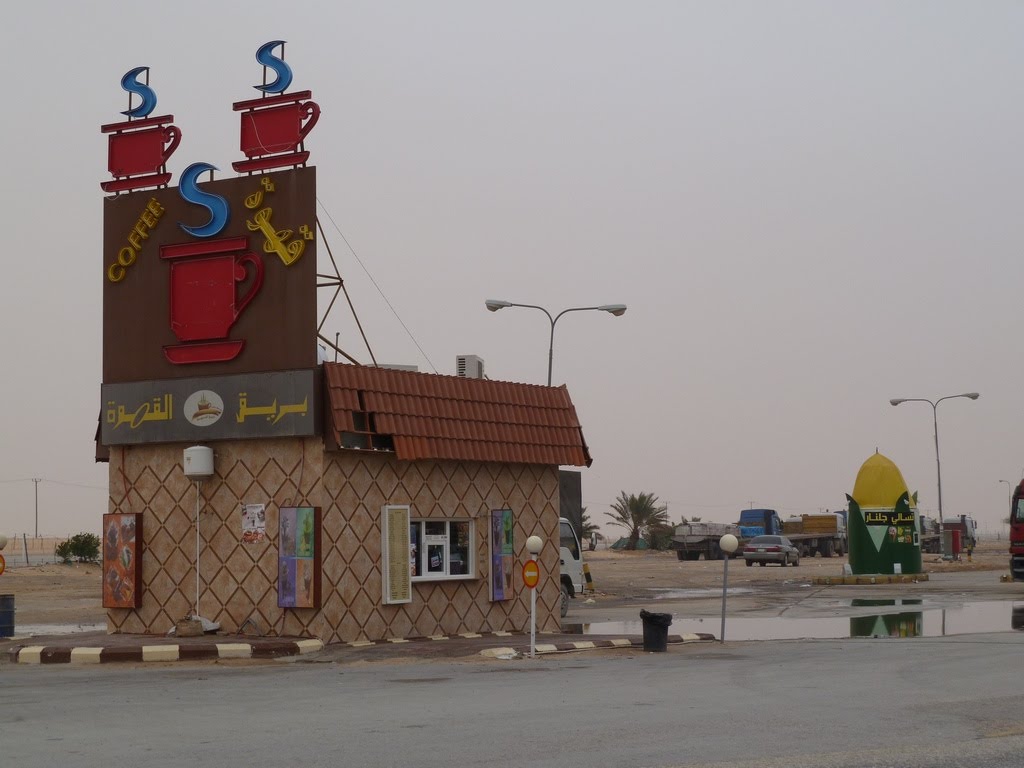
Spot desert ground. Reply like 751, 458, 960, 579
0, 537, 1015, 631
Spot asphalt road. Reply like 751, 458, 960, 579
4, 631, 1024, 768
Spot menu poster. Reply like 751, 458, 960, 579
278, 506, 321, 609
490, 508, 514, 602
382, 505, 412, 604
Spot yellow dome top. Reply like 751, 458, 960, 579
852, 452, 910, 508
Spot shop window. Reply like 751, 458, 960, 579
410, 519, 473, 580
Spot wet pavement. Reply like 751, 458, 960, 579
5, 569, 1022, 666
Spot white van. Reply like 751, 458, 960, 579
559, 517, 584, 618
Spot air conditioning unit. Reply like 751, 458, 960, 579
456, 355, 485, 379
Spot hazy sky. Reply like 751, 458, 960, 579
2, 2, 1022, 540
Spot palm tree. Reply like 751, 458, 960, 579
580, 507, 604, 550
606, 491, 669, 550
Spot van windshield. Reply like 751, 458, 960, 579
559, 522, 580, 559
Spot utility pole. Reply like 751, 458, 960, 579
32, 478, 40, 538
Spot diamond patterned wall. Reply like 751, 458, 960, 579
106, 439, 561, 643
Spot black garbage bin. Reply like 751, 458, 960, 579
639, 609, 672, 652
0, 595, 13, 638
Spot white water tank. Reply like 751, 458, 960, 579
183, 446, 215, 478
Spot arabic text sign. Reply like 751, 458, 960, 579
101, 369, 318, 445
863, 509, 916, 526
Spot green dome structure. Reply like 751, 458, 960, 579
846, 452, 923, 575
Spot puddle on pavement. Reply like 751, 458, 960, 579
9, 623, 107, 636
564, 600, 1024, 640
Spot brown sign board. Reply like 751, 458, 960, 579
100, 369, 320, 446
102, 167, 317, 384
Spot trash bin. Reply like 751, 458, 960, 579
639, 609, 672, 652
0, 595, 13, 638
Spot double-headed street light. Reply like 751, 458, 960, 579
889, 392, 979, 558
485, 300, 627, 386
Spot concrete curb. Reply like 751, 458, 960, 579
339, 629, 522, 649
481, 632, 715, 657
813, 573, 930, 585
8, 638, 324, 665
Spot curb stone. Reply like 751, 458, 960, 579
8, 638, 324, 665
481, 632, 715, 657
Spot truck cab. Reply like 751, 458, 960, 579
559, 517, 584, 618
738, 509, 783, 538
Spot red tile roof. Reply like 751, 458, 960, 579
323, 364, 592, 467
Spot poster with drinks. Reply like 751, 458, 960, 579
278, 506, 320, 608
490, 509, 514, 601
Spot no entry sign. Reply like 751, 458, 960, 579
522, 559, 539, 589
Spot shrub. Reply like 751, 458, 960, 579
54, 539, 74, 564
55, 532, 101, 563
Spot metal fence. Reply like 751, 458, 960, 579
0, 535, 65, 567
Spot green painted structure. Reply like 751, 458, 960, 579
846, 452, 923, 575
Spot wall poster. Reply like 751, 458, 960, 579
490, 508, 515, 601
278, 506, 321, 609
102, 513, 142, 608
381, 504, 412, 605
241, 503, 266, 544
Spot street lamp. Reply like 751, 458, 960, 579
485, 299, 627, 385
889, 392, 979, 558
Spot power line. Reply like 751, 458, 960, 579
316, 198, 438, 373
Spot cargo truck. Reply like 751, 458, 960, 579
1012, 481, 1024, 580
671, 509, 847, 560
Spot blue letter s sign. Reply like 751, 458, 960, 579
178, 163, 230, 238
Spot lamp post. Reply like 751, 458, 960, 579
889, 393, 979, 558
485, 299, 627, 385
719, 534, 738, 643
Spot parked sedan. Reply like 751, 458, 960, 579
743, 535, 800, 567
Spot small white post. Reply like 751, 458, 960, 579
526, 534, 543, 659
719, 534, 739, 643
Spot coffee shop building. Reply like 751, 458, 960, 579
101, 365, 591, 644
96, 46, 590, 644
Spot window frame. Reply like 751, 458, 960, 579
410, 518, 475, 582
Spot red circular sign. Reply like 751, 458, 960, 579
0, 553, 5, 577
522, 559, 540, 589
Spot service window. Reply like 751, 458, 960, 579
411, 520, 473, 580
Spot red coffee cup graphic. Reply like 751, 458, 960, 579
161, 237, 264, 365
108, 125, 181, 177
232, 91, 320, 174
100, 114, 182, 193
239, 100, 320, 158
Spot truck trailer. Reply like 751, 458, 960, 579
671, 509, 847, 561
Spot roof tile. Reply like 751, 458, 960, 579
323, 364, 591, 467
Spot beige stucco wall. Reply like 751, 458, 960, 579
106, 438, 561, 643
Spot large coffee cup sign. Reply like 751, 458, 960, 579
161, 237, 265, 365
102, 167, 317, 384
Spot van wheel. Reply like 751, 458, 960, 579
560, 583, 570, 618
